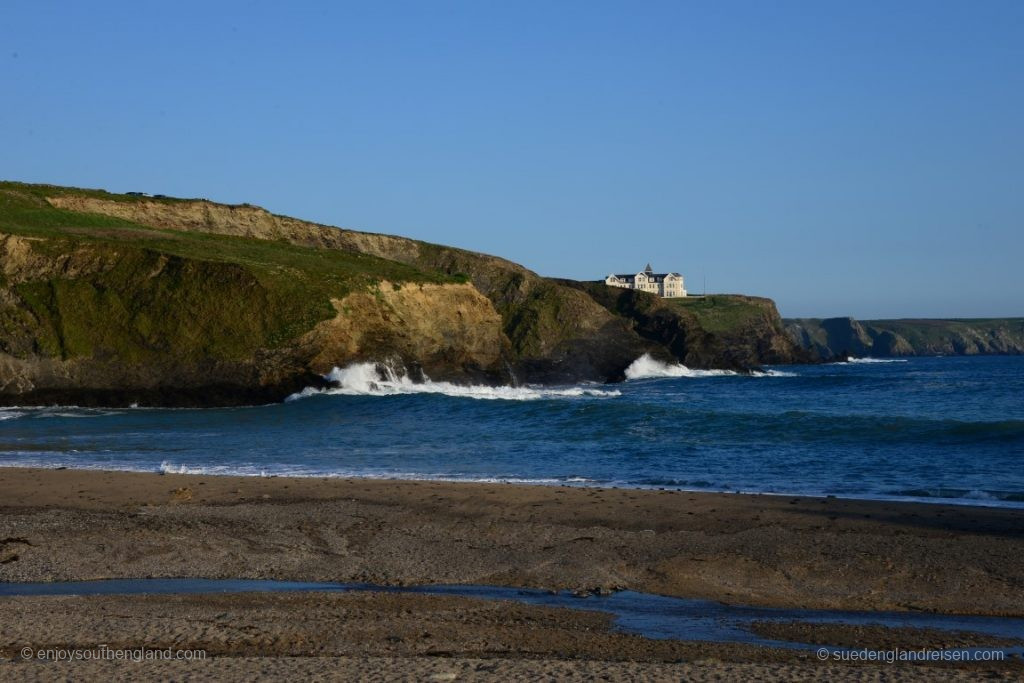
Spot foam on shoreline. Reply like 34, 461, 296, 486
2, 462, 1021, 509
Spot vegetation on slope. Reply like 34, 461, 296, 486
0, 180, 810, 405
561, 283, 809, 370
663, 295, 783, 335
0, 182, 454, 363
784, 316, 1024, 359
863, 318, 1024, 354
35, 184, 649, 382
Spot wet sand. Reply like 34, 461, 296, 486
1, 467, 1023, 679
2, 592, 1017, 681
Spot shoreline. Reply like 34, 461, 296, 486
2, 466, 1022, 615
2, 463, 1021, 512
3, 466, 1023, 678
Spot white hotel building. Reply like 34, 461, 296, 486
604, 264, 687, 298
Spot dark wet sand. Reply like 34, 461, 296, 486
2, 592, 1018, 681
1, 467, 1022, 680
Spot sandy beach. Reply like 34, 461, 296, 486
1, 467, 1022, 680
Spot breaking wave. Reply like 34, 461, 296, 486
287, 362, 621, 402
884, 488, 1024, 503
159, 461, 275, 477
0, 407, 124, 420
842, 357, 909, 364
624, 354, 794, 380
157, 460, 604, 485
624, 354, 737, 380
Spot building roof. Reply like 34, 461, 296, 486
611, 271, 681, 280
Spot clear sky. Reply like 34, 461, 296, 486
3, 1, 1022, 318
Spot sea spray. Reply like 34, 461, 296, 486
624, 354, 797, 379
624, 354, 738, 380
287, 361, 621, 401
6, 356, 1023, 508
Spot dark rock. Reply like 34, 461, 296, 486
786, 316, 1024, 360
0, 181, 824, 406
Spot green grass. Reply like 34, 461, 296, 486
0, 180, 206, 206
664, 295, 774, 335
0, 182, 451, 289
860, 318, 1024, 349
0, 182, 455, 361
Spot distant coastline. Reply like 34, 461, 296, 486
785, 316, 1024, 360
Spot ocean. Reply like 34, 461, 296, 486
2, 355, 1022, 507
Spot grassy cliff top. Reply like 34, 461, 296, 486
0, 182, 461, 361
2, 180, 228, 206
0, 181, 453, 293
662, 294, 781, 335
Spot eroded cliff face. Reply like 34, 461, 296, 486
301, 281, 508, 384
0, 231, 507, 406
45, 195, 648, 383
785, 317, 1024, 359
563, 282, 811, 370
47, 195, 423, 261
0, 185, 816, 406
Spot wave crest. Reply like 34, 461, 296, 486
287, 362, 621, 402
624, 354, 738, 380
624, 354, 795, 379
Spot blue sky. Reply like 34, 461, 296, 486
3, 1, 1021, 318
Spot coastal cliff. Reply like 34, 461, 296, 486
45, 189, 647, 384
561, 283, 810, 371
785, 316, 1024, 360
2, 181, 800, 406
0, 229, 506, 406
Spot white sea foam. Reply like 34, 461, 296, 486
0, 407, 124, 420
623, 353, 794, 380
2, 460, 1020, 509
624, 354, 738, 380
156, 461, 599, 485
43, 410, 124, 418
160, 461, 214, 475
158, 461, 274, 477
842, 357, 909, 364
287, 361, 621, 402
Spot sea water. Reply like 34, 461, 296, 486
4, 579, 1024, 650
1, 355, 1022, 507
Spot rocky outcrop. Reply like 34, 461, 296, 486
45, 194, 653, 384
785, 317, 1024, 360
0, 232, 508, 406
300, 281, 508, 384
869, 329, 915, 357
0, 183, 816, 406
566, 283, 811, 370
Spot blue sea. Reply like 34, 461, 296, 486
2, 355, 1022, 507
